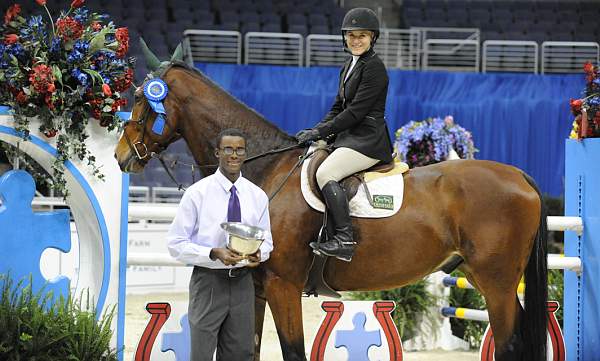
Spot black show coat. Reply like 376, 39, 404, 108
314, 48, 393, 163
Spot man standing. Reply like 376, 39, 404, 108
167, 128, 273, 361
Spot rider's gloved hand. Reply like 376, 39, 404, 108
295, 129, 320, 145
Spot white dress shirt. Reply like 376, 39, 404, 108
344, 55, 360, 82
167, 169, 273, 269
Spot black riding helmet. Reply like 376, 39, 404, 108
341, 8, 380, 52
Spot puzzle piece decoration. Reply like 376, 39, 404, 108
0, 170, 71, 303
162, 313, 191, 361
335, 311, 382, 361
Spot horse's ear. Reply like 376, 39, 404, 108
140, 37, 162, 71
170, 43, 183, 62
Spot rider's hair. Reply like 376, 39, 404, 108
215, 128, 247, 149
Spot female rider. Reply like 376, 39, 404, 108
296, 8, 393, 262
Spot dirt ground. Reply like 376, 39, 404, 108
124, 292, 478, 361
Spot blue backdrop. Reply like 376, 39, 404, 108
195, 63, 583, 196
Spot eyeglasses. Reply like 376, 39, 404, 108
220, 147, 246, 156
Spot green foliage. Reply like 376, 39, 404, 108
0, 275, 118, 361
348, 280, 436, 340
548, 269, 564, 327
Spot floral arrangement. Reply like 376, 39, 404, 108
569, 62, 600, 139
394, 116, 477, 168
0, 0, 134, 194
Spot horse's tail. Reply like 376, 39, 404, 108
522, 172, 548, 361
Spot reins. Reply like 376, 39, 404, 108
152, 143, 307, 198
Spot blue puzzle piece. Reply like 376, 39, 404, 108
0, 170, 71, 304
162, 313, 190, 361
335, 312, 382, 361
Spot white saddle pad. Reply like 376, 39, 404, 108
300, 146, 406, 218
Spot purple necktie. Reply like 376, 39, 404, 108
227, 185, 241, 222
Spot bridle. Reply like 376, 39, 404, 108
123, 63, 180, 163
121, 61, 306, 196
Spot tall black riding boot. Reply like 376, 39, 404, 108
317, 180, 356, 262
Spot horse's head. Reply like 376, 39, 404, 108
115, 39, 185, 173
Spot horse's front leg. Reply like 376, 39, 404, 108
264, 269, 307, 361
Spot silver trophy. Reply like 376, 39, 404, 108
220, 222, 265, 264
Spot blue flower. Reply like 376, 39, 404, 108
71, 68, 89, 87
67, 40, 89, 63
394, 117, 476, 167
7, 43, 25, 59
49, 37, 61, 54
68, 50, 84, 63
73, 8, 89, 23
99, 71, 111, 84
589, 97, 600, 106
0, 44, 5, 57
593, 78, 600, 87
28, 15, 44, 29
73, 39, 89, 54
0, 60, 8, 70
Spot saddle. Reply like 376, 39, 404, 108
306, 148, 397, 203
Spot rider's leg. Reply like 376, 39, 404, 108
312, 147, 378, 261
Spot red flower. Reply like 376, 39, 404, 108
4, 34, 18, 44
45, 94, 55, 110
36, 0, 47, 5
115, 27, 129, 44
29, 64, 55, 94
71, 0, 85, 8
16, 91, 28, 105
4, 4, 21, 24
583, 62, 595, 74
47, 83, 56, 93
44, 129, 58, 138
114, 68, 133, 92
102, 83, 112, 97
570, 98, 583, 115
111, 98, 127, 112
92, 21, 102, 31
92, 108, 101, 119
115, 27, 129, 58
56, 16, 84, 41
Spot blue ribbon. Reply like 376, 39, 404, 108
152, 115, 166, 135
144, 79, 169, 135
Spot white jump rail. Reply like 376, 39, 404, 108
29, 198, 585, 270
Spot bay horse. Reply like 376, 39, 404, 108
114, 59, 548, 361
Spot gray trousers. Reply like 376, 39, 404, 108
188, 266, 255, 361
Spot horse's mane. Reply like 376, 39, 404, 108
167, 61, 296, 147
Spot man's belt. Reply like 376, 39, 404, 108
196, 266, 250, 278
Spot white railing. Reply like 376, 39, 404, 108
129, 186, 150, 203
379, 28, 421, 70
305, 34, 346, 67
244, 32, 304, 66
151, 186, 184, 203
482, 40, 539, 73
181, 28, 598, 74
183, 29, 242, 65
541, 41, 600, 74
